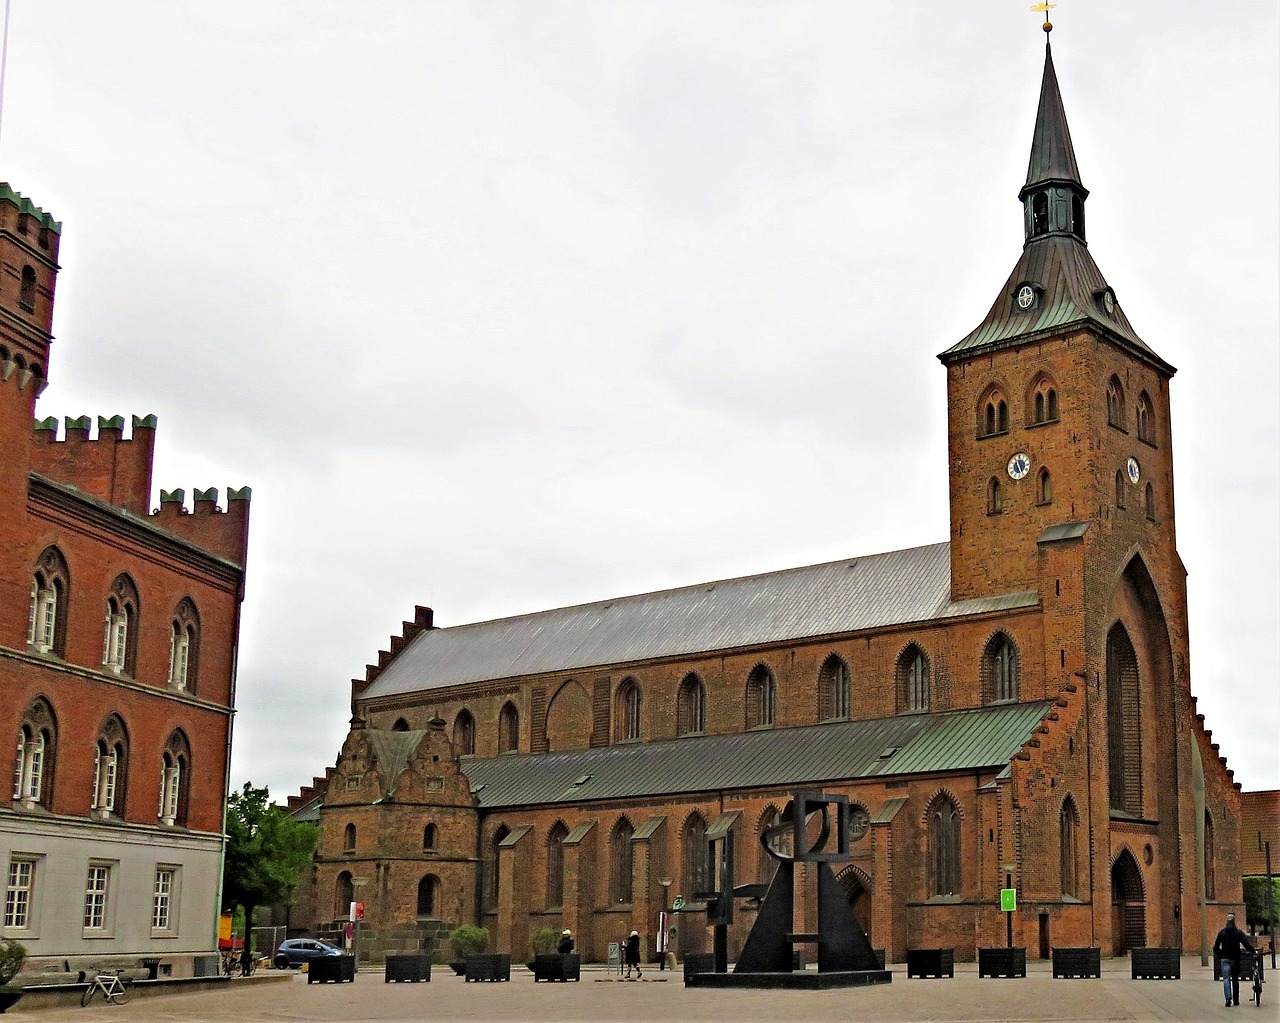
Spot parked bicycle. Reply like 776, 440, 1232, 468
80, 970, 133, 1006
1253, 949, 1266, 1007
221, 949, 258, 978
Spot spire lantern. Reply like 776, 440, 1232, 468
1020, 40, 1088, 243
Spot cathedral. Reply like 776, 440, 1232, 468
287, 34, 1245, 964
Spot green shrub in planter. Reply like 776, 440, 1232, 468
0, 939, 28, 1012
530, 927, 560, 957
449, 925, 489, 960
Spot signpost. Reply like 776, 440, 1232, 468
1001, 886, 1017, 948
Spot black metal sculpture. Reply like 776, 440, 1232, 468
685, 789, 890, 989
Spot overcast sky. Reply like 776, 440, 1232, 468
6, 2, 1276, 799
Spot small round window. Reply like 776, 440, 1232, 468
1016, 285, 1036, 310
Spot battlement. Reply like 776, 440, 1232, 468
150, 486, 252, 568
0, 184, 61, 237
286, 767, 338, 812
350, 606, 435, 713
29, 414, 157, 514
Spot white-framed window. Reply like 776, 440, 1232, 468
13, 730, 46, 804
4, 858, 35, 929
28, 581, 57, 653
159, 758, 180, 824
84, 864, 111, 931
168, 625, 190, 690
152, 867, 177, 932
91, 743, 118, 812
102, 601, 128, 673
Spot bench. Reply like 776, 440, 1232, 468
384, 953, 431, 982
978, 947, 1026, 978
527, 954, 580, 981
1052, 946, 1101, 979
906, 947, 954, 978
1131, 947, 1180, 980
464, 953, 510, 982
307, 954, 356, 983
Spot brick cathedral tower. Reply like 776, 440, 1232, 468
938, 32, 1229, 953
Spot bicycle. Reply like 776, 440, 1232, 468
1252, 949, 1265, 1007
221, 949, 258, 978
80, 970, 133, 1006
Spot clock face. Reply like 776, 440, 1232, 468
1103, 291, 1116, 314
1016, 285, 1036, 310
1126, 457, 1140, 484
1007, 452, 1031, 481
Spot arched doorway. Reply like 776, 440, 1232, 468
1110, 849, 1146, 954
836, 865, 873, 942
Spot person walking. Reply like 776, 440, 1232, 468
624, 929, 642, 978
557, 929, 574, 955
1214, 911, 1255, 1007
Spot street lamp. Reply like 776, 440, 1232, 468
659, 878, 674, 971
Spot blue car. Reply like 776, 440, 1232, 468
273, 938, 344, 969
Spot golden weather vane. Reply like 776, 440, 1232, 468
1030, 2, 1056, 33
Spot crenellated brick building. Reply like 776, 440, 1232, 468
0, 184, 251, 974
288, 36, 1246, 965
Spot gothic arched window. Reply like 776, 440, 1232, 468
417, 874, 439, 917
745, 664, 776, 729
423, 823, 437, 850
682, 813, 708, 906
897, 646, 930, 713
1107, 376, 1126, 429
158, 730, 191, 826
498, 702, 519, 753
91, 714, 129, 818
335, 871, 354, 920
546, 821, 569, 909
485, 824, 508, 911
927, 793, 961, 897
1060, 797, 1079, 898
979, 388, 1010, 437
12, 698, 57, 808
1115, 469, 1127, 509
614, 679, 641, 742
819, 654, 851, 720
610, 818, 634, 905
454, 710, 476, 757
1037, 467, 1052, 505
983, 634, 1019, 704
27, 547, 69, 657
677, 673, 705, 735
1106, 623, 1143, 816
1136, 392, 1154, 444
1029, 375, 1059, 425
167, 598, 200, 693
987, 476, 1002, 515
101, 575, 139, 676
19, 265, 36, 311
1144, 483, 1156, 521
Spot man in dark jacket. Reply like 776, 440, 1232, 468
557, 929, 574, 955
1213, 912, 1255, 1007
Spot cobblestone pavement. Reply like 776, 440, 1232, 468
5, 958, 1261, 1023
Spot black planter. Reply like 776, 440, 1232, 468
1131, 947, 1180, 980
906, 947, 955, 978
527, 954, 580, 981
384, 954, 431, 982
1051, 946, 1101, 979
0, 989, 21, 1014
307, 954, 356, 984
978, 947, 1027, 978
464, 954, 510, 982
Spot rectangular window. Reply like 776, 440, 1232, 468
84, 864, 110, 930
5, 859, 34, 929
152, 868, 175, 931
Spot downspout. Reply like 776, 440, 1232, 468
215, 574, 246, 955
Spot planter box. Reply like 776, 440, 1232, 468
978, 947, 1026, 978
527, 954, 580, 982
906, 947, 954, 978
464, 953, 510, 982
1131, 947, 1180, 980
1052, 946, 1100, 979
1213, 955, 1256, 982
307, 954, 356, 984
384, 954, 432, 983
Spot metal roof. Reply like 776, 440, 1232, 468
363, 543, 1039, 701
1023, 41, 1082, 195
939, 235, 1173, 374
461, 701, 1052, 810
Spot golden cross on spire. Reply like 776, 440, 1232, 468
1030, 2, 1056, 33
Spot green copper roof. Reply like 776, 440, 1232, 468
1023, 41, 1083, 196
460, 701, 1053, 809
0, 183, 61, 234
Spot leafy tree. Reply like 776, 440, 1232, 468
223, 782, 318, 968
1244, 876, 1280, 933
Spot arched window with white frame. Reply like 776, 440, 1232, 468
27, 547, 69, 657
12, 698, 56, 809
167, 598, 200, 693
91, 715, 129, 818
101, 575, 139, 676
158, 730, 190, 826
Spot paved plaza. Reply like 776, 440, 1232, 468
4, 957, 1265, 1023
